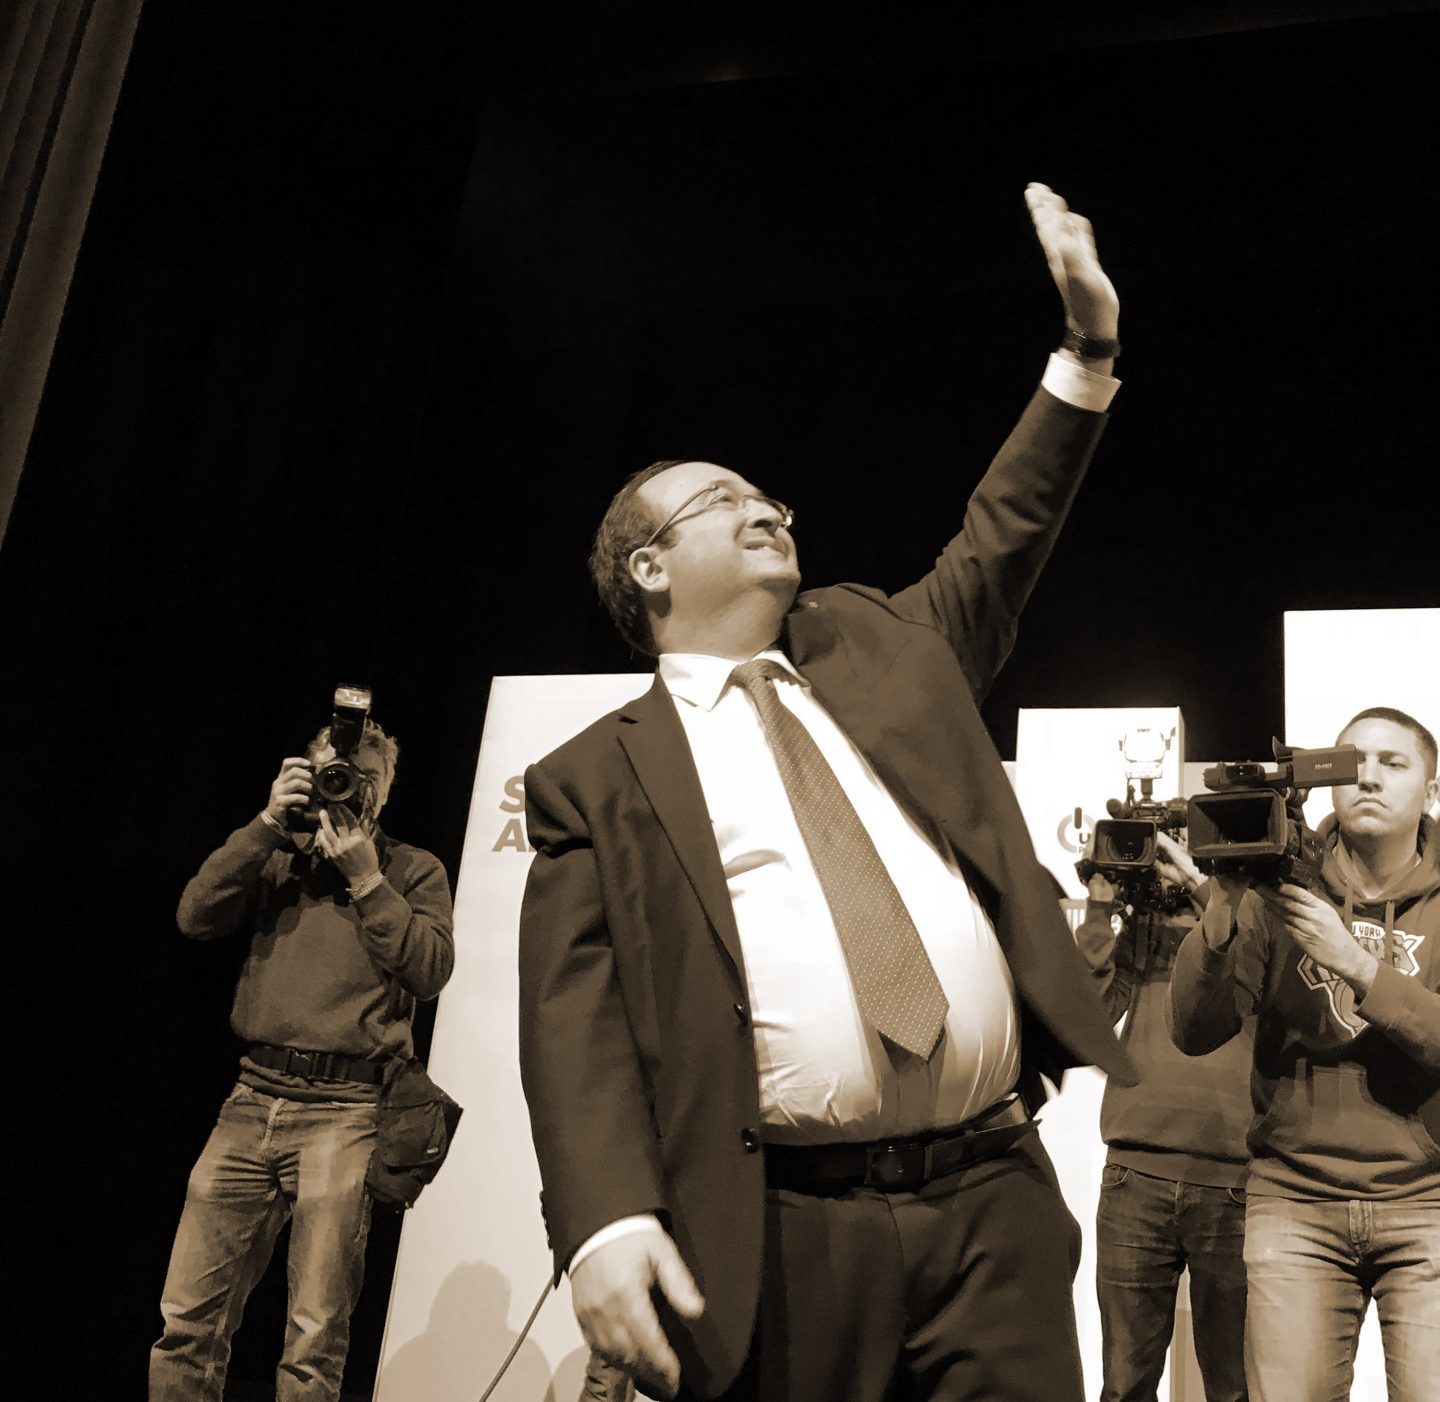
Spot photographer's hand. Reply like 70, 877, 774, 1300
1257, 882, 1376, 997
265, 757, 314, 826
1201, 873, 1252, 951
1155, 832, 1203, 897
316, 806, 381, 886
1024, 183, 1120, 357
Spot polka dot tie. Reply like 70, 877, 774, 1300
730, 658, 949, 1060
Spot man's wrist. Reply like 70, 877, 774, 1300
259, 810, 289, 838
347, 869, 385, 901
1201, 901, 1238, 952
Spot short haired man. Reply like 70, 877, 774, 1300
1169, 707, 1440, 1402
518, 184, 1135, 1402
1077, 831, 1252, 1402
149, 718, 455, 1402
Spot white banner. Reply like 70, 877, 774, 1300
375, 674, 649, 1402
1016, 706, 1186, 899
1285, 607, 1440, 828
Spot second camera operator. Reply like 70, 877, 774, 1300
1076, 829, 1253, 1402
149, 708, 455, 1402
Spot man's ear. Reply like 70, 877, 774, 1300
1426, 773, 1440, 822
628, 545, 669, 597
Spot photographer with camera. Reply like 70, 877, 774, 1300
1076, 828, 1253, 1402
149, 700, 454, 1402
1168, 707, 1440, 1402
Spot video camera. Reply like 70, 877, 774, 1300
288, 683, 376, 831
1076, 727, 1191, 913
1186, 740, 1357, 888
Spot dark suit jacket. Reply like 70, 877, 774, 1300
518, 385, 1136, 1398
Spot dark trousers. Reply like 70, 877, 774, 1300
1095, 1164, 1248, 1402
687, 1129, 1084, 1402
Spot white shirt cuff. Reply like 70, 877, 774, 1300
567, 1214, 665, 1275
1042, 351, 1120, 413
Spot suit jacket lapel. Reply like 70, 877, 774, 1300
617, 677, 747, 986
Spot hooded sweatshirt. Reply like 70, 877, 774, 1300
1169, 815, 1440, 1199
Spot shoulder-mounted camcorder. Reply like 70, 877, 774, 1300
1186, 740, 1357, 888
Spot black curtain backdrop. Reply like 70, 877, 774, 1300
2, 3, 1437, 1398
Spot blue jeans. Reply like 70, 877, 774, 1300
1244, 1194, 1440, 1402
1095, 1164, 1248, 1402
149, 1082, 377, 1402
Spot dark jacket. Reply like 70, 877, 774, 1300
518, 386, 1133, 1398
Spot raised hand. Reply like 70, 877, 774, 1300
1025, 182, 1119, 341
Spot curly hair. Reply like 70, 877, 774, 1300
308, 718, 400, 797
588, 460, 689, 656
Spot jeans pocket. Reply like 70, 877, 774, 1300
1226, 1186, 1247, 1207
1101, 1163, 1130, 1190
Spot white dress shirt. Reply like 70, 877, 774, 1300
663, 650, 1020, 1142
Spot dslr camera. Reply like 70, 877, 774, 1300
288, 683, 376, 831
1076, 727, 1190, 914
1186, 740, 1358, 888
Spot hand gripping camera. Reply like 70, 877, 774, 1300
1186, 740, 1358, 888
288, 683, 376, 831
1076, 727, 1190, 913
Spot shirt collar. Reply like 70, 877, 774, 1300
659, 648, 804, 712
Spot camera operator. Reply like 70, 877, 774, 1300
149, 717, 454, 1402
1168, 707, 1440, 1402
1076, 829, 1252, 1402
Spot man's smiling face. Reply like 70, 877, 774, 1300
632, 461, 800, 621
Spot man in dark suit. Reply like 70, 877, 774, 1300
519, 183, 1134, 1402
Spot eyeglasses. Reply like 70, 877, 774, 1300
641, 482, 795, 549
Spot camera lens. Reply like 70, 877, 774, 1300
1113, 833, 1145, 861
315, 763, 356, 801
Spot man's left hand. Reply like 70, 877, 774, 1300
1025, 182, 1119, 340
316, 807, 381, 886
1256, 882, 1377, 996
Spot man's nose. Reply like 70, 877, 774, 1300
1356, 761, 1383, 789
745, 497, 781, 528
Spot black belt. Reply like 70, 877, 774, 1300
246, 1045, 386, 1085
763, 1096, 1034, 1194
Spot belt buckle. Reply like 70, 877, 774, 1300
866, 1142, 929, 1190
283, 1048, 320, 1078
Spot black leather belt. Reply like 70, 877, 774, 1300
246, 1045, 385, 1085
763, 1096, 1034, 1194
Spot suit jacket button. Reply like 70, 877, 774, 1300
740, 1127, 759, 1152
732, 1001, 749, 1027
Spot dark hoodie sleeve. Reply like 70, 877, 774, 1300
1168, 891, 1269, 1055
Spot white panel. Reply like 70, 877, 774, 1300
376, 674, 650, 1402
1015, 706, 1186, 899
1285, 608, 1440, 826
